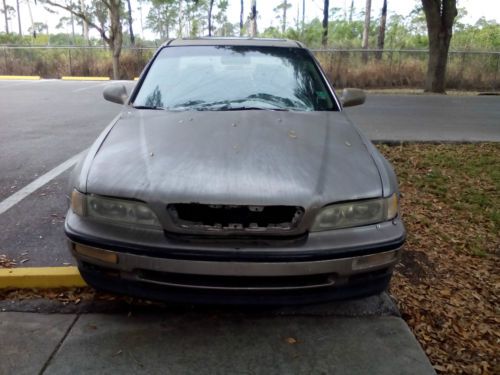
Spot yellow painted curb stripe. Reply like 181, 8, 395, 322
61, 76, 110, 81
0, 75, 40, 80
0, 267, 86, 289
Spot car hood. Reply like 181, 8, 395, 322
86, 109, 382, 208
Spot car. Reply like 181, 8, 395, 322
65, 38, 406, 304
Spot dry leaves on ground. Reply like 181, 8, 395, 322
0, 254, 16, 268
0, 287, 124, 305
1, 143, 498, 374
378, 143, 499, 375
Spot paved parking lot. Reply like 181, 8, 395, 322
1, 80, 133, 266
0, 80, 499, 266
3, 79, 497, 375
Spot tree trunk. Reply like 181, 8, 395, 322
362, 0, 372, 62
376, 0, 387, 60
208, 0, 214, 36
138, 0, 144, 36
239, 0, 243, 36
2, 0, 9, 33
70, 12, 75, 44
349, 0, 354, 23
426, 34, 452, 92
16, 0, 21, 35
166, 21, 170, 39
250, 0, 257, 37
302, 0, 305, 34
178, 0, 183, 37
26, 0, 34, 40
422, 0, 457, 93
282, 0, 287, 34
80, 0, 89, 43
108, 0, 123, 80
126, 0, 135, 45
322, 0, 329, 47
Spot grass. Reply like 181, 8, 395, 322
378, 143, 499, 374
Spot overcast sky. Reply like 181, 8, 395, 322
2, 0, 499, 40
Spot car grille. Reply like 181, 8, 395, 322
167, 203, 304, 233
137, 269, 336, 291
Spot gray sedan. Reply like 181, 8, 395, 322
65, 38, 405, 304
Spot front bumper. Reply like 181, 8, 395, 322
65, 211, 405, 304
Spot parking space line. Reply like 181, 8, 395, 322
72, 82, 110, 92
0, 150, 88, 216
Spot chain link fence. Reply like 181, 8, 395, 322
313, 49, 500, 91
1, 45, 499, 90
0, 45, 155, 79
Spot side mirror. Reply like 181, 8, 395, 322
341, 88, 366, 108
103, 84, 128, 105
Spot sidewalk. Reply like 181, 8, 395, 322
0, 293, 436, 375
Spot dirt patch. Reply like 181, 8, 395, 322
396, 248, 431, 284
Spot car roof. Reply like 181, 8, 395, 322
164, 37, 305, 49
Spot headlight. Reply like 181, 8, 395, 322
311, 194, 398, 232
71, 190, 161, 228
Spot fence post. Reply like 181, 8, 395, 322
389, 51, 393, 77
495, 54, 499, 91
460, 52, 466, 90
397, 51, 402, 86
3, 46, 7, 73
68, 48, 73, 76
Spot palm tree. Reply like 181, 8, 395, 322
376, 0, 387, 60
250, 0, 257, 37
362, 0, 372, 62
322, 0, 329, 47
2, 0, 9, 33
239, 0, 243, 36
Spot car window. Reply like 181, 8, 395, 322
133, 45, 337, 112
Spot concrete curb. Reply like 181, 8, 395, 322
0, 75, 40, 80
0, 267, 86, 289
61, 76, 110, 81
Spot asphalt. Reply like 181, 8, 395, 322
0, 80, 499, 267
347, 94, 500, 142
0, 293, 436, 375
4, 80, 491, 374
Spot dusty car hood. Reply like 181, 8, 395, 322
86, 110, 381, 208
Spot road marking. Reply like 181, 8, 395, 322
0, 150, 87, 216
73, 82, 109, 92
72, 80, 134, 93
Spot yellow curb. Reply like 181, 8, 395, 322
61, 76, 110, 81
0, 75, 40, 80
0, 267, 86, 289
133, 77, 139, 81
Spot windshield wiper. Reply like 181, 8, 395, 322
132, 105, 165, 110
220, 106, 289, 111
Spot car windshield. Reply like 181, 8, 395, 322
133, 45, 337, 112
